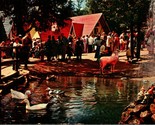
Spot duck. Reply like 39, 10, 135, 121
10, 89, 31, 100
22, 98, 48, 111
46, 87, 64, 96
46, 75, 57, 81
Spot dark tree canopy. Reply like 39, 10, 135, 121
0, 0, 74, 36
86, 0, 151, 34
86, 0, 151, 59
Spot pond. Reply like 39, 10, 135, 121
0, 76, 152, 124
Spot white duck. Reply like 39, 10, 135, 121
11, 89, 31, 100
23, 99, 48, 111
46, 87, 64, 95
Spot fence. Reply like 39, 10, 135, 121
0, 46, 20, 83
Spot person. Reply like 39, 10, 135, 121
66, 42, 74, 61
94, 35, 102, 61
126, 47, 132, 62
60, 33, 68, 61
12, 37, 22, 70
75, 37, 84, 60
44, 35, 52, 61
113, 33, 120, 51
119, 35, 125, 51
100, 40, 108, 57
106, 32, 112, 52
21, 33, 32, 69
51, 36, 58, 60
87, 35, 94, 53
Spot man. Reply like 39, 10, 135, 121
20, 34, 32, 69
44, 35, 52, 61
88, 35, 94, 53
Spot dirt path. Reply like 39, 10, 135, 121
28, 48, 154, 80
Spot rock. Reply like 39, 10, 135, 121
150, 103, 155, 114
151, 114, 155, 123
119, 84, 155, 124
140, 110, 151, 118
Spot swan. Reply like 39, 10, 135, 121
23, 99, 48, 110
11, 89, 31, 100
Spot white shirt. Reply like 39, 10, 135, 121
88, 36, 94, 45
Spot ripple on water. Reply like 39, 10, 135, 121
1, 76, 149, 124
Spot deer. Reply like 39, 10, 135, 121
99, 51, 119, 74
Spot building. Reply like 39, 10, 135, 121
40, 13, 110, 42
70, 13, 110, 37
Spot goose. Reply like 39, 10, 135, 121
11, 89, 31, 100
23, 98, 48, 110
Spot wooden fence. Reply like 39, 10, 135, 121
0, 46, 20, 83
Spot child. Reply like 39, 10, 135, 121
126, 48, 132, 62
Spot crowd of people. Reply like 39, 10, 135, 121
0, 30, 143, 69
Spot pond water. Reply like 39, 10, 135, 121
0, 76, 152, 124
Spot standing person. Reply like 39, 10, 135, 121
66, 42, 74, 61
44, 35, 52, 61
94, 35, 102, 61
61, 33, 68, 61
12, 37, 22, 59
119, 35, 125, 51
75, 37, 84, 60
106, 32, 112, 52
12, 37, 22, 70
113, 33, 120, 51
85, 35, 89, 53
51, 36, 58, 60
21, 33, 32, 69
88, 35, 94, 53
82, 35, 87, 53
68, 34, 73, 45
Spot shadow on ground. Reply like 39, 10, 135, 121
28, 58, 142, 79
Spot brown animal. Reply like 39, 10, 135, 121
100, 51, 119, 74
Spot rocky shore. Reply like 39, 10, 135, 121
119, 85, 155, 124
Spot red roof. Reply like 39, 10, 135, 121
71, 13, 106, 36
73, 23, 84, 38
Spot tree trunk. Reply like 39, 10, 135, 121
136, 24, 142, 60
14, 0, 25, 36
130, 23, 134, 59
0, 19, 7, 42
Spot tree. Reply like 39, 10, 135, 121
0, 0, 74, 36
0, 19, 7, 42
72, 0, 88, 16
86, 0, 151, 59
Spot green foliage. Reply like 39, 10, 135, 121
0, 0, 74, 36
72, 0, 88, 16
86, 0, 151, 33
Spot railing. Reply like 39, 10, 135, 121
0, 46, 20, 83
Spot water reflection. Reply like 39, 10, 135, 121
1, 76, 150, 124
